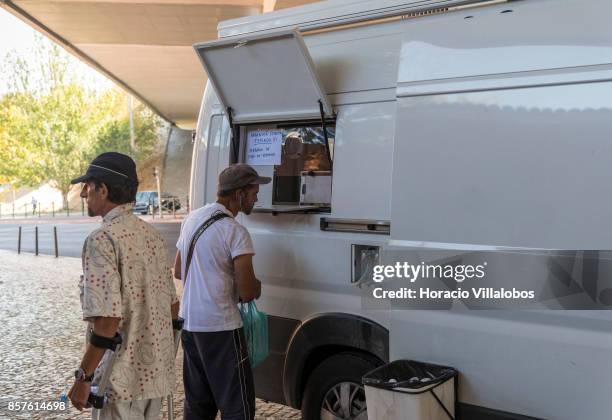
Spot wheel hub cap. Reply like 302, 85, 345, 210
320, 381, 367, 420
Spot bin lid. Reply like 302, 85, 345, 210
194, 29, 332, 124
362, 360, 456, 394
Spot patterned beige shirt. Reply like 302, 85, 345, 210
79, 203, 178, 402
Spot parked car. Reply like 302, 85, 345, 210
134, 191, 181, 214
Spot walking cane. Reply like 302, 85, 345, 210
167, 318, 184, 420
89, 332, 123, 420
60, 332, 123, 416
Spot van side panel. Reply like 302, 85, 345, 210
302, 20, 401, 220
397, 0, 612, 84
386, 3, 612, 419
330, 102, 396, 220
392, 82, 612, 249
239, 97, 396, 406
305, 21, 402, 94
392, 0, 612, 248
390, 311, 612, 420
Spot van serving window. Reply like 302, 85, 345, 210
194, 29, 335, 214
238, 122, 335, 214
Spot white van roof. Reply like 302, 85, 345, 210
395, 0, 612, 93
218, 0, 494, 38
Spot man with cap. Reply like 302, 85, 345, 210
173, 163, 270, 420
67, 152, 179, 419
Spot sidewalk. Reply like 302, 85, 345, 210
0, 250, 300, 419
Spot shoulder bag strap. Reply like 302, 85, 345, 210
183, 211, 230, 281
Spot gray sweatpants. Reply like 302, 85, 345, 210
95, 398, 162, 420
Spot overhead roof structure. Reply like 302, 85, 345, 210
0, 0, 321, 128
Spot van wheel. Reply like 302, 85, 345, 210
301, 353, 377, 420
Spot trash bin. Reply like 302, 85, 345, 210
362, 360, 457, 420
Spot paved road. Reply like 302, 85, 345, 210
0, 217, 181, 265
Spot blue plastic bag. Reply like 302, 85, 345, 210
239, 301, 269, 368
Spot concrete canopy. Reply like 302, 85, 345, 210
1, 0, 320, 128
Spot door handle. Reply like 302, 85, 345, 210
351, 244, 380, 287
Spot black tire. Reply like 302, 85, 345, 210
301, 352, 378, 420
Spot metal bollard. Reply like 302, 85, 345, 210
35, 226, 39, 256
67, 204, 70, 217
12, 203, 15, 219
24, 204, 27, 219
52, 202, 55, 217
54, 226, 59, 258
38, 205, 41, 218
17, 226, 22, 254
81, 198, 85, 216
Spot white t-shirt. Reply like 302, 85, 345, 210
176, 202, 254, 332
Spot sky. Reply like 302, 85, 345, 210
0, 9, 114, 95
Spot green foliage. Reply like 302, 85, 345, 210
90, 103, 162, 163
0, 35, 163, 204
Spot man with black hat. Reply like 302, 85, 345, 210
173, 163, 270, 420
67, 152, 179, 419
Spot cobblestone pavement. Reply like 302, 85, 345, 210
0, 250, 301, 420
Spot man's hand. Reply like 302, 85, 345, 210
71, 316, 120, 411
68, 379, 91, 411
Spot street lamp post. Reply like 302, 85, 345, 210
153, 167, 162, 218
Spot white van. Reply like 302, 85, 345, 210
189, 0, 612, 419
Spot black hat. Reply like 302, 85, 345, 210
71, 152, 138, 186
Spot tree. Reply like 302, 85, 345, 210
2, 36, 71, 95
0, 35, 163, 207
0, 81, 115, 206
0, 37, 100, 205
90, 98, 162, 163
0, 91, 42, 187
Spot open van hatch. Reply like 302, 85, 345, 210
195, 30, 335, 214
194, 29, 333, 124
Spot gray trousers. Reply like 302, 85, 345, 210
95, 398, 163, 420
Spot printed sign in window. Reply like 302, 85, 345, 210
246, 129, 282, 166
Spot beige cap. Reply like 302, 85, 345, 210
218, 164, 271, 191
